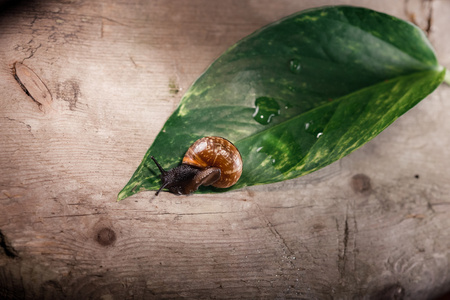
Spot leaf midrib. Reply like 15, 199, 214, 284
234, 69, 439, 146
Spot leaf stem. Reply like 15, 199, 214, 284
444, 68, 450, 86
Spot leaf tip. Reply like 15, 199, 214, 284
117, 182, 139, 202
116, 190, 128, 202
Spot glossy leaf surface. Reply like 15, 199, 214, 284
118, 6, 445, 200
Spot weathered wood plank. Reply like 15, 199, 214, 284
1, 0, 449, 299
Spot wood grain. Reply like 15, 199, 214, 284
1, 0, 449, 299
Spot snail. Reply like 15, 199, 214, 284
151, 136, 243, 195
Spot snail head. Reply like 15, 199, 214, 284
150, 156, 221, 195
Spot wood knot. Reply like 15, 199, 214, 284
96, 227, 116, 246
13, 62, 53, 113
0, 229, 18, 259
350, 173, 372, 194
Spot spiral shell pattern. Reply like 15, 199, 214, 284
182, 136, 243, 188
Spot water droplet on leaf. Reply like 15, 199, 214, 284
289, 58, 301, 74
253, 97, 280, 125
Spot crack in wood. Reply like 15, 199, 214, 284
0, 229, 18, 259
343, 217, 349, 271
267, 221, 295, 258
23, 43, 42, 62
404, 0, 433, 35
129, 56, 138, 67
109, 209, 237, 216
253, 202, 296, 270
98, 15, 129, 38
337, 214, 350, 279
425, 0, 433, 35
352, 209, 358, 275
4, 117, 34, 137
43, 212, 103, 218
14, 39, 42, 62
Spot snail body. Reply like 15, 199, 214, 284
151, 136, 243, 195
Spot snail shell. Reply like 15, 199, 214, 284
182, 136, 243, 188
151, 136, 243, 195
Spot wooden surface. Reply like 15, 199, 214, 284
1, 0, 449, 299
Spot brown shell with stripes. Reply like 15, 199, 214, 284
182, 136, 243, 188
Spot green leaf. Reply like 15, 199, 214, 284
118, 6, 445, 201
